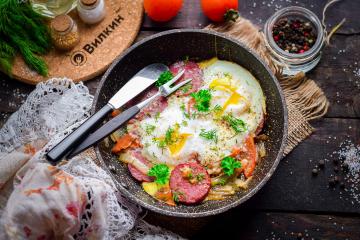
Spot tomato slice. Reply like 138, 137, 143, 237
243, 135, 257, 178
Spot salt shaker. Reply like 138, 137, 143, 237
77, 0, 106, 24
51, 15, 80, 51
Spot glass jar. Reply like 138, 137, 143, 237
77, 0, 106, 24
31, 0, 77, 18
50, 15, 80, 51
264, 6, 325, 75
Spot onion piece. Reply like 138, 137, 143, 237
118, 152, 150, 174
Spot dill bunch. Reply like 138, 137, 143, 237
0, 0, 51, 76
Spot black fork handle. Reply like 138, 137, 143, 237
46, 104, 113, 164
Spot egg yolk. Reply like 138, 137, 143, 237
156, 125, 192, 156
210, 76, 247, 114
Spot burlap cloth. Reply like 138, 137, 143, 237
205, 17, 329, 155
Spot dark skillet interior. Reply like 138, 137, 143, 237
93, 29, 287, 217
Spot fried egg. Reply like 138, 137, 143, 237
123, 58, 266, 168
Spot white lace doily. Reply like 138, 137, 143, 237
0, 78, 184, 240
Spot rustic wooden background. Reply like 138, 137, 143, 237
1, 0, 359, 239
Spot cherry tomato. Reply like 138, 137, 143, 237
144, 0, 183, 22
200, 0, 239, 22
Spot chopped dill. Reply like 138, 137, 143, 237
199, 129, 218, 143
223, 113, 247, 134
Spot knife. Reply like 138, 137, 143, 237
46, 63, 169, 164
68, 70, 190, 158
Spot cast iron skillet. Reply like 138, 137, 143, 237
93, 29, 288, 217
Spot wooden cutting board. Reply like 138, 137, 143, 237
11, 0, 143, 85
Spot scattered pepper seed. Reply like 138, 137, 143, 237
329, 178, 336, 187
108, 165, 117, 174
297, 232, 303, 239
318, 159, 325, 168
312, 168, 318, 176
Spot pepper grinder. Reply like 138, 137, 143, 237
77, 0, 106, 24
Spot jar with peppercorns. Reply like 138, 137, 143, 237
264, 6, 325, 75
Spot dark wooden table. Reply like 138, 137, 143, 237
1, 0, 359, 239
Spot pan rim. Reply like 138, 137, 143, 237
93, 29, 288, 218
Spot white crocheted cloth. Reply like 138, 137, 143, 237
0, 78, 184, 240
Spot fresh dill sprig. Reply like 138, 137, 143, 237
0, 0, 51, 76
199, 128, 218, 143
223, 113, 247, 134
144, 124, 156, 135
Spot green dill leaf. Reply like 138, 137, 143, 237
144, 124, 156, 135
164, 127, 175, 145
148, 164, 170, 185
223, 114, 247, 134
181, 120, 188, 127
196, 173, 205, 182
213, 104, 223, 113
221, 156, 241, 176
154, 112, 161, 122
190, 89, 212, 112
155, 71, 173, 87
181, 83, 192, 93
199, 129, 218, 143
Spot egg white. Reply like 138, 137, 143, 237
122, 58, 266, 168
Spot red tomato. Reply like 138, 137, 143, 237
144, 0, 183, 22
200, 0, 239, 22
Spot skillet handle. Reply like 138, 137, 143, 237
46, 104, 113, 164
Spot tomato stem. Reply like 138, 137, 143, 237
224, 9, 239, 22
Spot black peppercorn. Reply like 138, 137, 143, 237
312, 168, 318, 176
328, 178, 336, 187
318, 159, 325, 168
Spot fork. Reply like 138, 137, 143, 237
68, 70, 191, 158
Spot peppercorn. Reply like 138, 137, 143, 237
328, 177, 336, 187
312, 168, 318, 176
318, 159, 325, 168
108, 165, 117, 174
272, 17, 317, 54
297, 232, 303, 239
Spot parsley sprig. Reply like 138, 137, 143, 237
156, 71, 173, 87
221, 156, 241, 176
223, 114, 247, 134
148, 164, 170, 184
199, 129, 218, 143
190, 89, 212, 112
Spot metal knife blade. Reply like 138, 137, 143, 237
108, 63, 168, 109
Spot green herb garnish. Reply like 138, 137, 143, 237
0, 0, 51, 76
190, 89, 212, 112
223, 114, 247, 134
154, 112, 161, 122
196, 173, 205, 182
199, 129, 218, 143
153, 127, 176, 149
181, 83, 192, 93
180, 103, 190, 119
221, 156, 241, 176
172, 190, 184, 202
148, 164, 170, 185
145, 124, 156, 135
213, 104, 222, 113
155, 70, 173, 87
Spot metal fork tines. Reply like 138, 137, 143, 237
137, 70, 191, 109
159, 69, 191, 96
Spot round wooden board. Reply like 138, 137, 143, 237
11, 0, 143, 85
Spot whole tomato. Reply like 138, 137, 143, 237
144, 0, 183, 22
200, 0, 239, 22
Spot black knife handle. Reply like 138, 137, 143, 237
68, 105, 140, 158
46, 104, 113, 164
